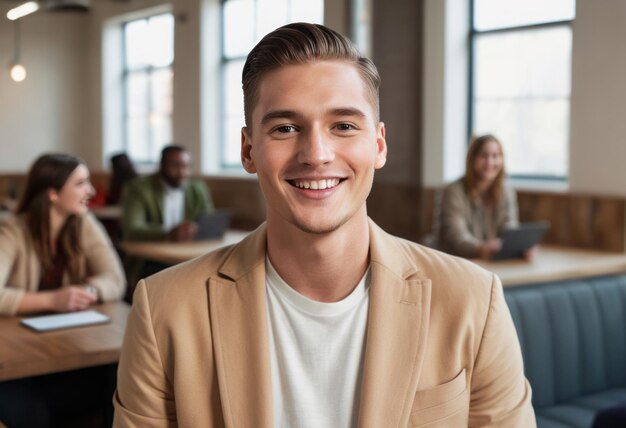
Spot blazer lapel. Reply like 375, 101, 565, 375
208, 225, 273, 428
357, 221, 432, 428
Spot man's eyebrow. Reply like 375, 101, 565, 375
330, 107, 366, 117
260, 110, 299, 125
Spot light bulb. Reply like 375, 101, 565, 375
10, 64, 27, 82
7, 2, 40, 21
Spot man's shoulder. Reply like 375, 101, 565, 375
394, 235, 492, 285
127, 174, 158, 191
186, 178, 209, 193
372, 226, 495, 302
137, 244, 235, 305
139, 225, 265, 304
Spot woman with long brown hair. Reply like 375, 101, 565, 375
438, 134, 519, 259
0, 153, 125, 316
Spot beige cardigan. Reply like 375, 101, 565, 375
0, 213, 126, 315
114, 220, 535, 427
438, 179, 519, 258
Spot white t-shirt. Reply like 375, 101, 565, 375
162, 182, 184, 232
265, 258, 370, 428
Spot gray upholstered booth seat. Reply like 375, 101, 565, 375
504, 275, 626, 428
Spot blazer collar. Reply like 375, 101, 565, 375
357, 219, 432, 427
209, 224, 273, 427
210, 221, 432, 427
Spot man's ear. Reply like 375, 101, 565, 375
374, 122, 387, 169
241, 127, 257, 173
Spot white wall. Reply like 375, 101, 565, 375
422, 0, 626, 196
0, 6, 88, 172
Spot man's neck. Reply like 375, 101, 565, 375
266, 213, 371, 303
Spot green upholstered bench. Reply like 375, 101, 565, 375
504, 275, 626, 428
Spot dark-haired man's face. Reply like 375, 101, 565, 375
160, 151, 191, 188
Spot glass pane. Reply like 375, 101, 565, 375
223, 115, 245, 167
257, 0, 289, 37
150, 68, 173, 162
473, 99, 569, 177
150, 68, 173, 116
224, 60, 245, 116
150, 115, 172, 162
224, 0, 256, 58
124, 19, 149, 69
126, 116, 149, 162
148, 14, 174, 67
290, 0, 324, 23
125, 72, 148, 116
474, 27, 572, 99
222, 60, 245, 166
474, 0, 575, 31
472, 26, 572, 177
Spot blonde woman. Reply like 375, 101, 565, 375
439, 134, 519, 259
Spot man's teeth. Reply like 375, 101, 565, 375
293, 178, 340, 190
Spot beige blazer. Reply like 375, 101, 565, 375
0, 213, 126, 315
114, 220, 535, 427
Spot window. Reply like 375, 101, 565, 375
122, 13, 174, 164
220, 0, 324, 168
470, 0, 575, 179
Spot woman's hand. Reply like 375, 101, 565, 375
523, 245, 539, 261
48, 286, 98, 312
479, 238, 502, 260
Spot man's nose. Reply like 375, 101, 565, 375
297, 127, 335, 166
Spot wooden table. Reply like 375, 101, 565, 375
90, 205, 122, 220
473, 245, 626, 287
0, 302, 130, 382
120, 230, 251, 265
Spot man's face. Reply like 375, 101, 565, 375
161, 150, 191, 188
241, 60, 387, 234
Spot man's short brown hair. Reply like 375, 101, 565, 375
242, 22, 381, 127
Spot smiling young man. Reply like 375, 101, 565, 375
114, 23, 535, 427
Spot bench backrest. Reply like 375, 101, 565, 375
504, 275, 626, 408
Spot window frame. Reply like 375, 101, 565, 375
218, 0, 325, 170
120, 12, 175, 166
468, 0, 575, 181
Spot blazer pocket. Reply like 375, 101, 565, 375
409, 369, 469, 427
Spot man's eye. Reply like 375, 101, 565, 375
335, 123, 355, 131
276, 125, 297, 133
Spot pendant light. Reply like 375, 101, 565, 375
9, 20, 27, 83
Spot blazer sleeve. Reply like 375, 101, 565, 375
439, 183, 483, 258
0, 219, 27, 316
113, 280, 177, 427
122, 180, 168, 241
468, 274, 536, 427
82, 214, 126, 302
